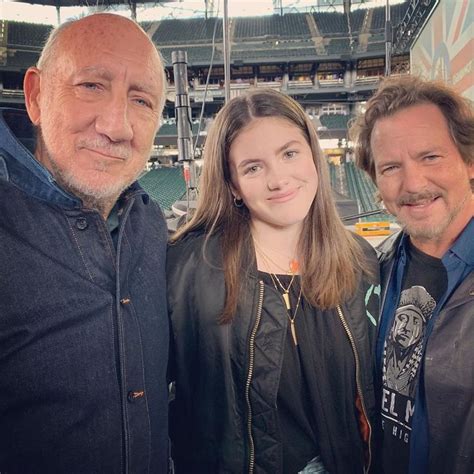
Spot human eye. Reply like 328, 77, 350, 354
245, 165, 260, 174
79, 82, 101, 91
284, 150, 298, 159
133, 96, 152, 108
243, 163, 261, 175
422, 154, 440, 163
379, 164, 399, 176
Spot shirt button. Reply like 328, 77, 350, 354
128, 390, 145, 403
76, 217, 88, 230
120, 298, 131, 305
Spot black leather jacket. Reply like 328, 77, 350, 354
167, 231, 380, 474
377, 231, 474, 474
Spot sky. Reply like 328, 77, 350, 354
1, 0, 405, 25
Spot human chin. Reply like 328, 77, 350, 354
399, 212, 452, 242
49, 154, 132, 202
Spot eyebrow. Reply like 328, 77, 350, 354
74, 66, 158, 96
74, 66, 113, 81
376, 147, 446, 169
276, 139, 303, 154
236, 139, 304, 169
237, 158, 260, 170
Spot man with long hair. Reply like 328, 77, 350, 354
351, 76, 473, 474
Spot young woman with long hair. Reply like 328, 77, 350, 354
167, 89, 380, 474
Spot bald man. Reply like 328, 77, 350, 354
0, 14, 169, 472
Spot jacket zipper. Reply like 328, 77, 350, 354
245, 281, 264, 474
336, 305, 372, 474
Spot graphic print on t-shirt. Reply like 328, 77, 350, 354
383, 285, 436, 398
381, 286, 436, 462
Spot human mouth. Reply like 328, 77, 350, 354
77, 138, 131, 161
398, 192, 442, 210
268, 189, 298, 203
83, 147, 129, 161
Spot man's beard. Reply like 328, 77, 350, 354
37, 132, 139, 216
395, 189, 471, 242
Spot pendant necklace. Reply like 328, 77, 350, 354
268, 272, 303, 346
253, 241, 303, 345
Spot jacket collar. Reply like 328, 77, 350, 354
377, 230, 404, 262
377, 218, 474, 267
0, 108, 148, 208
0, 108, 82, 208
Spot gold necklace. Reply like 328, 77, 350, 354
268, 273, 303, 346
257, 250, 296, 309
255, 242, 303, 345
271, 272, 295, 311
253, 240, 299, 275
289, 288, 303, 346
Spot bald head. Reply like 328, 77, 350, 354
38, 14, 166, 112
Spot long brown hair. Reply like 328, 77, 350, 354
171, 89, 366, 322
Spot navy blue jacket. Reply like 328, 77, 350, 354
0, 108, 169, 473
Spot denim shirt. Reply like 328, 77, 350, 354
0, 108, 169, 473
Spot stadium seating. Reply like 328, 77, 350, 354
5, 50, 40, 68
319, 114, 350, 130
160, 45, 221, 65
6, 21, 52, 47
234, 14, 311, 39
313, 12, 348, 36
370, 4, 408, 31
326, 38, 351, 55
366, 41, 385, 53
153, 17, 222, 45
157, 123, 178, 137
138, 167, 186, 210
350, 9, 367, 33
329, 162, 338, 189
343, 162, 391, 221
158, 122, 203, 137
3, 7, 410, 70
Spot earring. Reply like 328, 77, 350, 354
233, 197, 244, 208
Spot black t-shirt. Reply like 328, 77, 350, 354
381, 240, 447, 474
259, 272, 360, 473
260, 272, 318, 473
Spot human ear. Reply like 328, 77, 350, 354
229, 181, 241, 200
23, 67, 42, 126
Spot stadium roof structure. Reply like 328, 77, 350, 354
10, 0, 148, 5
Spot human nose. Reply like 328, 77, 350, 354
400, 162, 428, 192
95, 94, 133, 142
266, 164, 289, 190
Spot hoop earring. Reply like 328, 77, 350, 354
233, 197, 244, 208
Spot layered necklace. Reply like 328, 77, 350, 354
254, 241, 302, 346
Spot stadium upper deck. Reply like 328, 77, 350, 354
0, 5, 410, 115
2, 4, 408, 70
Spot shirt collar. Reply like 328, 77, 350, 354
444, 217, 474, 266
0, 108, 81, 208
398, 218, 474, 267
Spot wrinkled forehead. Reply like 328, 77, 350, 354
47, 23, 163, 96
58, 16, 162, 72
